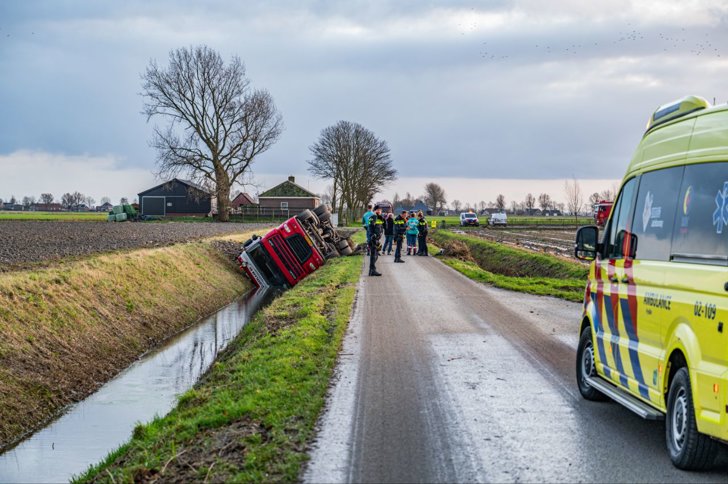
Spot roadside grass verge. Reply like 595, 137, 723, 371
432, 230, 587, 302
0, 233, 258, 450
77, 254, 363, 483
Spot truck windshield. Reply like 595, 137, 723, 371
248, 244, 287, 287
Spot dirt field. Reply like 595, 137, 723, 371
0, 221, 271, 270
454, 227, 578, 258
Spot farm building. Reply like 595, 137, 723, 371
258, 176, 320, 212
137, 179, 212, 217
231, 192, 257, 211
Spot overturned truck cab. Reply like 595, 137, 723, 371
237, 205, 354, 288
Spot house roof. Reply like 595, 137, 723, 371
138, 178, 212, 197
231, 192, 257, 207
259, 179, 318, 198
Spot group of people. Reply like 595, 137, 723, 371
362, 204, 429, 277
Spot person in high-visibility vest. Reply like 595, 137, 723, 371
393, 210, 407, 263
417, 211, 429, 256
367, 205, 385, 276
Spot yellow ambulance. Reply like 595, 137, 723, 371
574, 95, 728, 470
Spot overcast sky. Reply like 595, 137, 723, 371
2, 0, 728, 206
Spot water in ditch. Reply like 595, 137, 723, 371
0, 287, 274, 483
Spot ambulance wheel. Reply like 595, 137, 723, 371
666, 367, 719, 470
313, 204, 329, 218
576, 326, 608, 401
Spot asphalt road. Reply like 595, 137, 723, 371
305, 253, 728, 483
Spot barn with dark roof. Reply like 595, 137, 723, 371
137, 178, 213, 217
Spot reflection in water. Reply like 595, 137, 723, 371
0, 288, 273, 484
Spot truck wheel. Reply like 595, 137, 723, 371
666, 367, 719, 470
313, 204, 330, 218
326, 243, 340, 259
576, 326, 608, 401
318, 211, 332, 224
337, 239, 353, 256
297, 209, 319, 227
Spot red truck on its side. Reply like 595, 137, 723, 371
237, 205, 354, 288
592, 200, 613, 227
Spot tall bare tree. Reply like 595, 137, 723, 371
564, 177, 584, 221
589, 192, 601, 205
524, 193, 536, 213
423, 182, 447, 213
495, 194, 506, 211
308, 120, 396, 221
451, 199, 462, 212
142, 45, 283, 222
538, 193, 551, 211
40, 193, 54, 205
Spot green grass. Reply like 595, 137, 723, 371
75, 253, 363, 483
0, 211, 107, 221
432, 230, 588, 302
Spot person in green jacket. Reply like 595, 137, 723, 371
406, 212, 419, 255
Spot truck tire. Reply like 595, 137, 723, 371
297, 210, 319, 227
666, 367, 719, 470
326, 243, 340, 259
313, 204, 330, 218
576, 326, 608, 401
337, 239, 353, 256
317, 211, 332, 224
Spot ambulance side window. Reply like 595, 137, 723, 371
671, 161, 728, 263
607, 177, 637, 259
632, 166, 683, 261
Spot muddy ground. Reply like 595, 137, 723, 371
454, 227, 579, 258
0, 221, 272, 271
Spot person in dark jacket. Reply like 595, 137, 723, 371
367, 205, 385, 276
383, 213, 394, 255
393, 210, 407, 263
417, 212, 429, 256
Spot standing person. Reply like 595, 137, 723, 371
417, 211, 429, 256
362, 204, 374, 256
406, 211, 419, 255
393, 210, 407, 263
383, 212, 394, 255
367, 205, 384, 276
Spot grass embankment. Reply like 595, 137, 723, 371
0, 234, 256, 450
434, 215, 592, 227
78, 253, 362, 483
432, 230, 588, 302
0, 211, 107, 221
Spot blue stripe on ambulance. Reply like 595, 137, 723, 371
619, 298, 650, 400
590, 292, 612, 379
603, 294, 629, 388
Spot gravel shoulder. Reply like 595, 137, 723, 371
0, 221, 271, 271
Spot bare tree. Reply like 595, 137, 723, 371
120, 197, 129, 205
61, 193, 74, 210
599, 186, 617, 202
564, 177, 584, 221
142, 45, 283, 222
392, 192, 401, 210
85, 196, 96, 208
451, 199, 462, 212
308, 120, 396, 221
40, 193, 54, 205
495, 194, 506, 211
423, 182, 447, 213
22, 196, 35, 208
478, 200, 486, 212
100, 196, 111, 205
538, 193, 551, 211
589, 192, 601, 206
524, 193, 536, 213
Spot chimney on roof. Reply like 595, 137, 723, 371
288, 175, 295, 183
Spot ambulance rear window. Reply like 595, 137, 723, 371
671, 161, 728, 264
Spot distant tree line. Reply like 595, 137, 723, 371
0, 193, 122, 211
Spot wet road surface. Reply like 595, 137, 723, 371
305, 254, 728, 483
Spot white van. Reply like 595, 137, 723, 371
489, 212, 507, 226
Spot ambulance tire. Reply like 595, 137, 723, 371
576, 326, 608, 401
666, 367, 719, 470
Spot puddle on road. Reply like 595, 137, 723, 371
0, 287, 274, 484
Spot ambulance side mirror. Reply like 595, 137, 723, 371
575, 226, 599, 261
